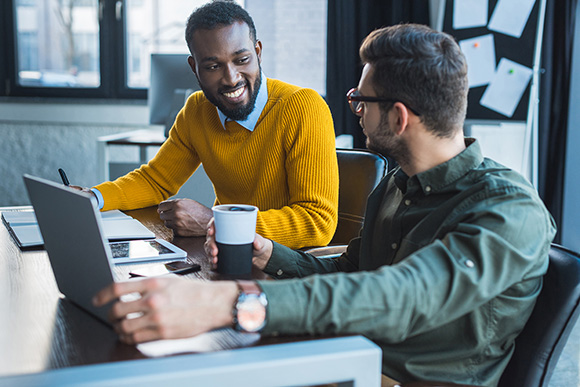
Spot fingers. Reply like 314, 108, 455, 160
157, 200, 176, 215
93, 278, 173, 344
253, 233, 263, 251
207, 218, 215, 235
204, 218, 218, 259
69, 185, 95, 197
93, 277, 157, 307
111, 294, 165, 342
252, 235, 274, 270
158, 201, 178, 229
97, 278, 237, 344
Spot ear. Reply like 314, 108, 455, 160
255, 40, 263, 63
187, 55, 197, 76
392, 102, 410, 135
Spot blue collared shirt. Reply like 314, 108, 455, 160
217, 73, 268, 131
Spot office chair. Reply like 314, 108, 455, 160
306, 148, 387, 256
497, 243, 580, 387
400, 243, 580, 387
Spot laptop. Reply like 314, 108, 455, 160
23, 174, 120, 324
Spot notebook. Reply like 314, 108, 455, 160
3, 207, 155, 249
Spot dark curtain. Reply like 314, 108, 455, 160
326, 0, 430, 148
538, 0, 578, 243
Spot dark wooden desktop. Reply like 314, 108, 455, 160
0, 205, 380, 386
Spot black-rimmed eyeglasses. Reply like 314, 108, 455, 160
346, 88, 421, 117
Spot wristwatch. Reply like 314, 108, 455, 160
233, 280, 268, 333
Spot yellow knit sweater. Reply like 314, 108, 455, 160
95, 78, 339, 249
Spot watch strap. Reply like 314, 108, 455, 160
236, 280, 262, 295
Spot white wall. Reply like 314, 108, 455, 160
0, 101, 151, 206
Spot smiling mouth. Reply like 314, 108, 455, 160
222, 86, 245, 99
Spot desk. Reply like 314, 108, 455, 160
97, 129, 166, 182
0, 206, 381, 386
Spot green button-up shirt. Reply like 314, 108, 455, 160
258, 139, 556, 386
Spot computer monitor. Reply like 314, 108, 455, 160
148, 53, 200, 136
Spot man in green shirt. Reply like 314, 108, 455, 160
94, 24, 556, 386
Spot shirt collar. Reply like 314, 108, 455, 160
395, 138, 483, 194
217, 73, 268, 132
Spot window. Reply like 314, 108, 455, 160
1, 0, 327, 99
124, 0, 214, 89
13, 0, 101, 91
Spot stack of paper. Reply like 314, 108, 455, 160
2, 208, 155, 249
137, 328, 261, 357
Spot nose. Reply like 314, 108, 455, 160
223, 63, 242, 86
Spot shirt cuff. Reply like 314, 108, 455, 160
257, 277, 308, 336
263, 241, 302, 279
91, 188, 104, 210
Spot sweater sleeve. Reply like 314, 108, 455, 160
254, 89, 339, 248
94, 104, 202, 211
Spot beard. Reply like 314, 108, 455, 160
366, 110, 410, 166
198, 68, 262, 122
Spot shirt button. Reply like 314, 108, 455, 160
276, 269, 284, 276
404, 199, 412, 206
465, 260, 475, 268
425, 185, 432, 193
391, 243, 398, 250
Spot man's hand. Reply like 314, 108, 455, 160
205, 218, 274, 271
93, 277, 238, 344
69, 185, 97, 199
158, 198, 212, 237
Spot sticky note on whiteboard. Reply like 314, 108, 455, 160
453, 0, 489, 29
488, 0, 537, 38
480, 58, 533, 117
459, 34, 496, 88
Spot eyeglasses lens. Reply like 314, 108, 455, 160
347, 88, 363, 114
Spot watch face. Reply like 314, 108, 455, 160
237, 293, 267, 333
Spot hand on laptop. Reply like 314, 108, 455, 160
93, 277, 238, 344
158, 198, 212, 237
204, 218, 273, 271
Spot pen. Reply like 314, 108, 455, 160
58, 168, 70, 186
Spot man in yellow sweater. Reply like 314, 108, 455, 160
89, 1, 338, 249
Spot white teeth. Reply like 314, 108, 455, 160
223, 87, 244, 98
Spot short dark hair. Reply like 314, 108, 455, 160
359, 24, 468, 137
185, 1, 257, 53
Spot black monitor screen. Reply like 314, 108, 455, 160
148, 54, 200, 128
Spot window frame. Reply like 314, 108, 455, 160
1, 0, 147, 100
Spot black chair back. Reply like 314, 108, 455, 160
498, 243, 580, 387
331, 149, 387, 245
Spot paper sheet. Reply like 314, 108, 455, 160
137, 328, 261, 357
459, 34, 496, 88
480, 58, 532, 117
453, 0, 489, 29
4, 208, 154, 248
1, 210, 37, 226
469, 123, 527, 176
488, 0, 537, 38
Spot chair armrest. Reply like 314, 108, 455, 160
304, 245, 347, 258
